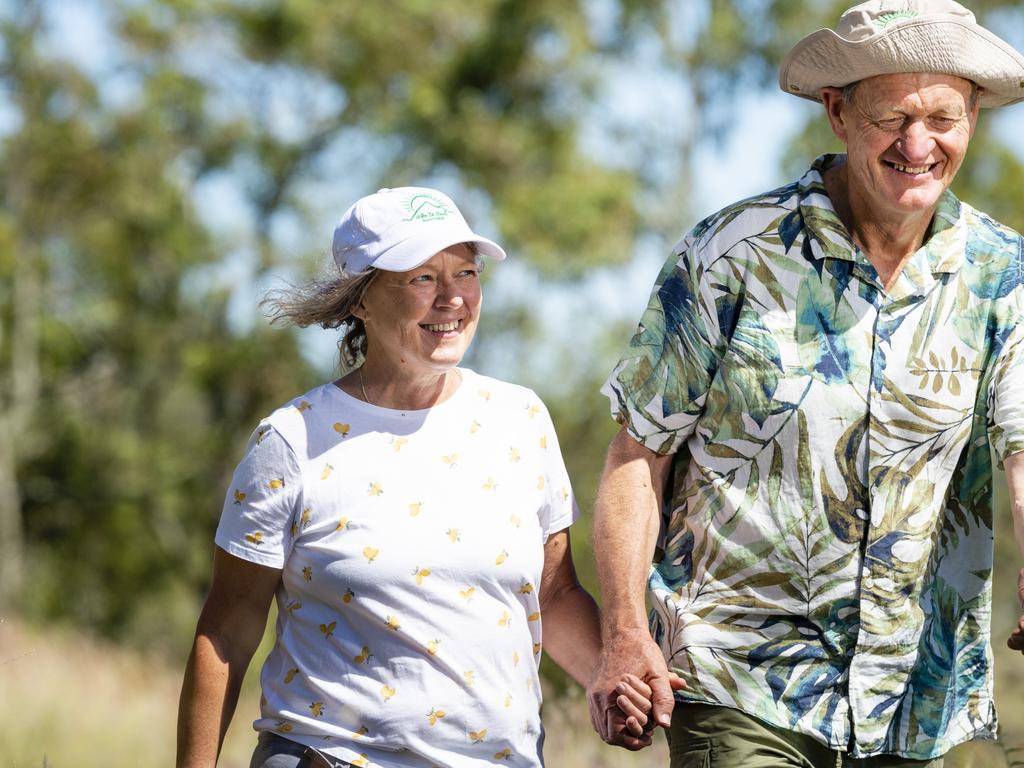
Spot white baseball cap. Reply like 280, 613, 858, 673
331, 186, 507, 273
779, 0, 1024, 107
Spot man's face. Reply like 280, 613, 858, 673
823, 73, 978, 219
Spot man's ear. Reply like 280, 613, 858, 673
820, 87, 849, 145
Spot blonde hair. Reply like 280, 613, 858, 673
262, 268, 377, 368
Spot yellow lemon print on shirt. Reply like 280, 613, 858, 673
233, 489, 246, 504
526, 403, 540, 418
518, 582, 533, 594
268, 478, 285, 490
459, 587, 475, 601
539, 434, 547, 449
363, 547, 379, 563
536, 475, 545, 491
255, 427, 270, 444
512, 651, 520, 667
286, 600, 302, 614
351, 756, 369, 768
336, 516, 349, 532
427, 639, 440, 656
386, 615, 401, 631
381, 684, 396, 701
391, 437, 408, 452
560, 487, 570, 502
321, 463, 333, 480
413, 567, 431, 585
469, 728, 487, 743
284, 668, 299, 684
533, 642, 541, 655
478, 389, 491, 401
495, 549, 509, 565
274, 720, 293, 733
508, 446, 520, 463
354, 646, 372, 664
319, 621, 336, 638
342, 589, 355, 604
528, 612, 540, 621
442, 453, 458, 468
333, 422, 350, 436
469, 420, 481, 434
498, 610, 511, 628
510, 513, 522, 528
464, 670, 475, 686
504, 693, 512, 708
296, 400, 312, 412
495, 747, 512, 760
427, 708, 446, 726
302, 566, 313, 582
353, 725, 368, 738
447, 528, 461, 543
299, 508, 312, 528
368, 481, 383, 496
409, 502, 422, 516
245, 531, 264, 546
290, 521, 299, 538
309, 701, 325, 717
482, 477, 497, 491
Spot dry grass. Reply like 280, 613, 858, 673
1, 616, 1020, 767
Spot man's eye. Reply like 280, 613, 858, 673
930, 117, 957, 129
877, 118, 904, 130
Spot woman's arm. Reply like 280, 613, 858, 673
538, 529, 659, 750
176, 547, 282, 768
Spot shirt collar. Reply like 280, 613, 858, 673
797, 154, 966, 280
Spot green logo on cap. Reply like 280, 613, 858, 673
875, 11, 917, 28
404, 193, 452, 222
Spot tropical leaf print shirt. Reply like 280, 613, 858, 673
603, 154, 1024, 759
216, 368, 576, 768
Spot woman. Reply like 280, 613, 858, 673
176, 187, 656, 768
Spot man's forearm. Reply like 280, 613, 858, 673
593, 427, 671, 635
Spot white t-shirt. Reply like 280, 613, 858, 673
215, 368, 577, 768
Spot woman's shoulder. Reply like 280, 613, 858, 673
459, 368, 550, 416
255, 382, 351, 459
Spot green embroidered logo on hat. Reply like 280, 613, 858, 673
404, 193, 452, 222
875, 10, 918, 28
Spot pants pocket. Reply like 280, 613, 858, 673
669, 736, 712, 768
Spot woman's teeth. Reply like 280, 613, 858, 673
424, 321, 458, 332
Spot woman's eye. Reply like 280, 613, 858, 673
410, 274, 433, 284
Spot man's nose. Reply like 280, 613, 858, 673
898, 121, 935, 162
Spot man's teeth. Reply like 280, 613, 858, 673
892, 163, 931, 174
424, 321, 458, 332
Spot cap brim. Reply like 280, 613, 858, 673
372, 228, 507, 272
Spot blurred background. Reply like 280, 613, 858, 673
2, 1, 1023, 765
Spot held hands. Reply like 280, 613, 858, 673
1009, 567, 1024, 654
586, 635, 686, 750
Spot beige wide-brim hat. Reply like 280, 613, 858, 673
779, 0, 1024, 107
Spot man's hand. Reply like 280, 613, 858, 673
586, 634, 682, 750
1008, 567, 1024, 654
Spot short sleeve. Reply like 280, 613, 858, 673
601, 235, 721, 455
531, 397, 578, 540
215, 423, 302, 567
989, 317, 1024, 467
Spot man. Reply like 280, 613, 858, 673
587, 1, 1024, 765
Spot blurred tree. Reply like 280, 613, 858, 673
3, 4, 1024, 726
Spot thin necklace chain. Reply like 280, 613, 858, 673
358, 365, 369, 403
357, 367, 462, 405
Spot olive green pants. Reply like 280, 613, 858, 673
667, 703, 944, 768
